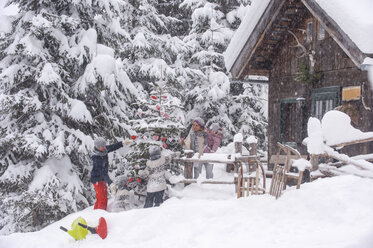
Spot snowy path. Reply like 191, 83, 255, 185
1, 165, 373, 248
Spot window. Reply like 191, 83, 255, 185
311, 86, 341, 120
318, 23, 325, 40
307, 21, 313, 41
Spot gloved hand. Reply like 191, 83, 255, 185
171, 152, 181, 158
138, 169, 149, 179
109, 183, 117, 195
123, 139, 133, 145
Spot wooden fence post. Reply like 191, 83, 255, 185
234, 141, 242, 154
310, 154, 319, 171
184, 151, 194, 181
247, 142, 258, 173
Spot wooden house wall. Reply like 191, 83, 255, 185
267, 16, 373, 160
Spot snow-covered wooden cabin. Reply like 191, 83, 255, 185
225, 0, 373, 166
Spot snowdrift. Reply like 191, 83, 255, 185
1, 173, 373, 248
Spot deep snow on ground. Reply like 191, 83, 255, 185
1, 165, 373, 248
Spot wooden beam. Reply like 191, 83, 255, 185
330, 137, 373, 148
280, 17, 292, 22
265, 39, 280, 44
181, 179, 235, 184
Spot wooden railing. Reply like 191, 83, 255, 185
173, 150, 266, 197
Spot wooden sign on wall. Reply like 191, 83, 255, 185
342, 86, 361, 101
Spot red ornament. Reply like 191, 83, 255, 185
151, 95, 157, 100
153, 135, 159, 141
161, 137, 166, 142
164, 114, 169, 119
156, 105, 160, 110
160, 112, 164, 115
131, 135, 136, 140
162, 96, 166, 99
162, 143, 167, 149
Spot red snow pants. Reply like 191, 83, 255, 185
93, 181, 108, 210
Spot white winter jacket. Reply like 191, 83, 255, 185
139, 155, 172, 193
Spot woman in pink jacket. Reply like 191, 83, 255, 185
202, 123, 223, 179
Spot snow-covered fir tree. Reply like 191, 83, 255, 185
115, 0, 191, 172
178, 0, 266, 145
230, 81, 268, 151
0, 0, 268, 234
0, 0, 139, 234
128, 78, 185, 168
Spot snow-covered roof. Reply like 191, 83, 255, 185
224, 0, 270, 73
224, 0, 373, 73
314, 0, 373, 54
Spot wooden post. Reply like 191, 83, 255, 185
310, 154, 319, 171
184, 151, 194, 181
234, 141, 242, 154
232, 141, 242, 173
247, 142, 258, 173
237, 165, 243, 198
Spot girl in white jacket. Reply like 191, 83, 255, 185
139, 146, 172, 208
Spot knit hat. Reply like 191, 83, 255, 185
210, 123, 220, 132
94, 137, 106, 149
149, 146, 162, 160
193, 117, 205, 128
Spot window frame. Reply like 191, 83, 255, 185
307, 19, 313, 42
318, 22, 325, 40
311, 86, 341, 120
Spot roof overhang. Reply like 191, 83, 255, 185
228, 0, 369, 80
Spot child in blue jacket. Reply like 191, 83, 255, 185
91, 137, 132, 210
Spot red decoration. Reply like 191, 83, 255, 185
164, 114, 169, 119
162, 143, 167, 149
160, 112, 164, 115
153, 135, 159, 141
162, 96, 166, 99
131, 135, 136, 140
156, 105, 160, 110
151, 95, 157, 100
161, 137, 166, 142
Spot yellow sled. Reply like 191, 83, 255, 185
60, 217, 89, 240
